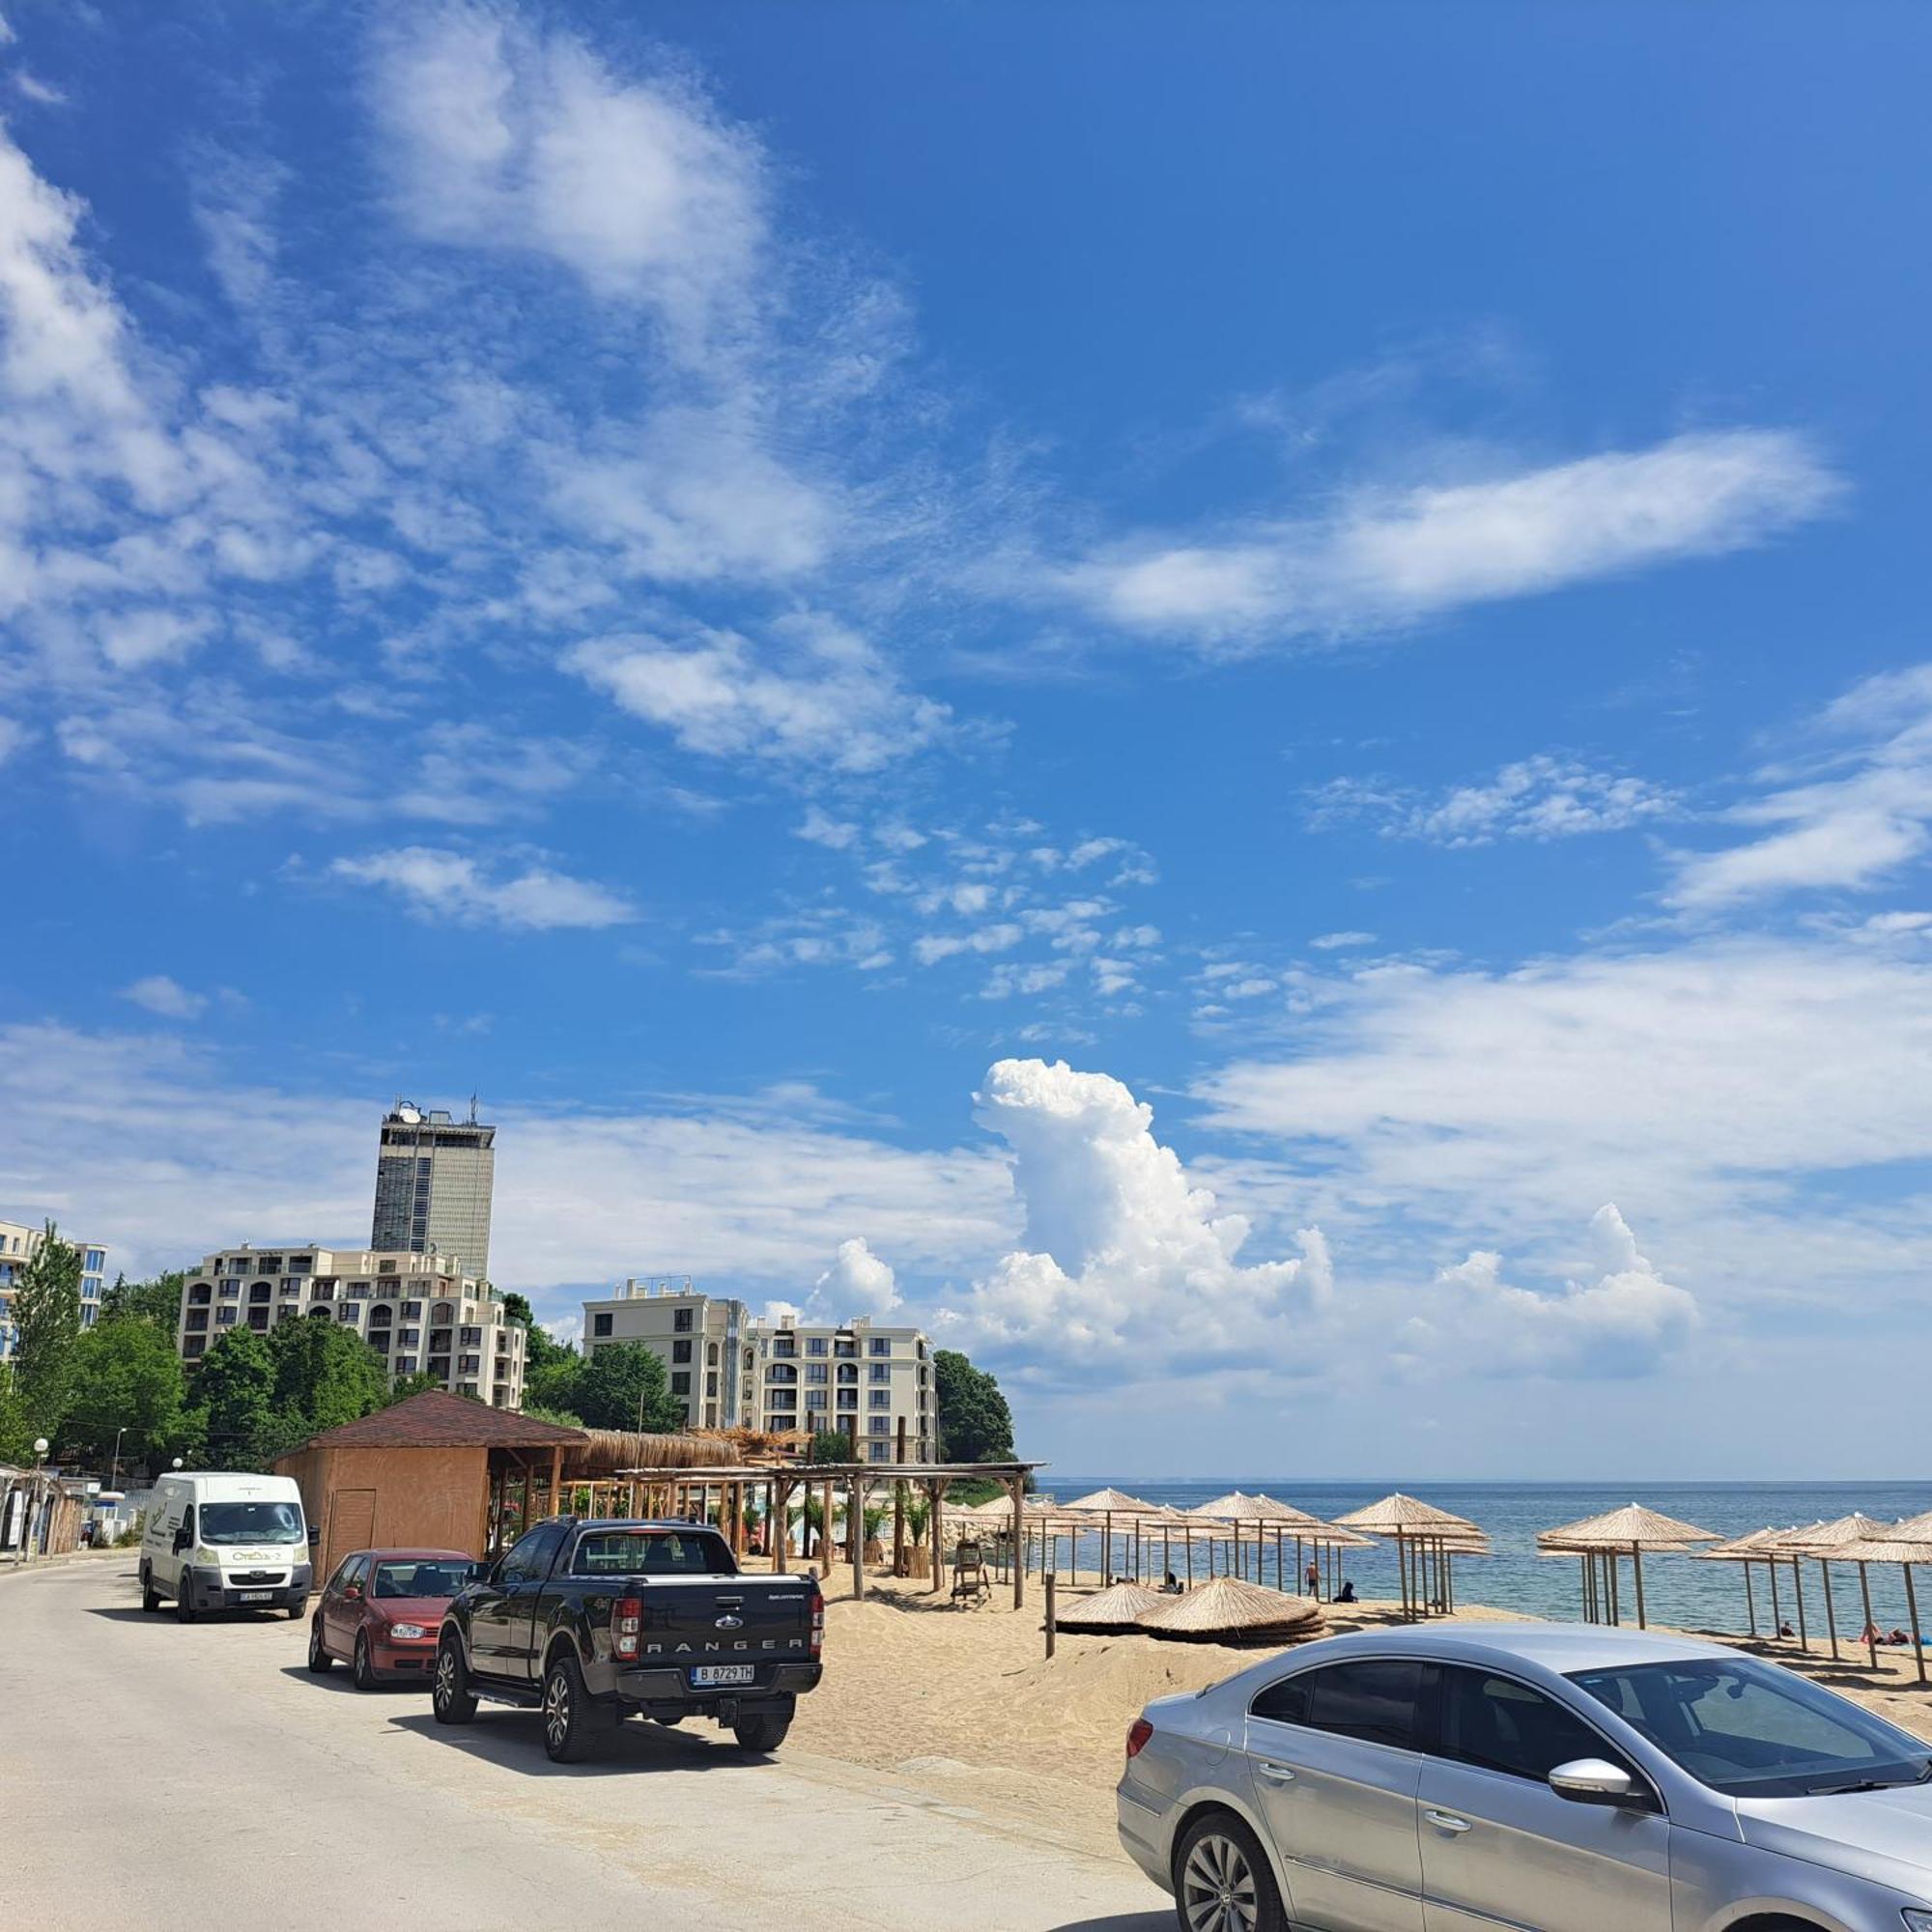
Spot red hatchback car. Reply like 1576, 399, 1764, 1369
307, 1548, 476, 1690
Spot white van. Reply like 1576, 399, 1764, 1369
139, 1473, 314, 1621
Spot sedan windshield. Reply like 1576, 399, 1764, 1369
373, 1560, 469, 1599
1569, 1655, 1932, 1799
200, 1501, 304, 1545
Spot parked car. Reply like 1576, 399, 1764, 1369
1118, 1622, 1932, 1932
139, 1472, 314, 1621
308, 1548, 477, 1690
432, 1516, 824, 1762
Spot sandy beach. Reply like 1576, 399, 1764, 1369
766, 1561, 1932, 1861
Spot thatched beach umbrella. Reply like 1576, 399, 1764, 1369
1535, 1502, 1719, 1631
1827, 1534, 1932, 1679
1065, 1488, 1161, 1586
1775, 1515, 1895, 1661
1333, 1493, 1480, 1619
1695, 1527, 1788, 1637
1138, 1576, 1322, 1647
1056, 1579, 1167, 1634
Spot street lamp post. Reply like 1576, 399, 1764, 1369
28, 1436, 49, 1563
109, 1427, 127, 1494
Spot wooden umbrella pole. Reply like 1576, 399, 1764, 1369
1744, 1560, 1756, 1636
1858, 1562, 1878, 1668
1820, 1559, 1840, 1660
1792, 1558, 1808, 1651
1633, 1544, 1647, 1631
1906, 1563, 1928, 1687
1184, 1526, 1194, 1586
1768, 1557, 1781, 1639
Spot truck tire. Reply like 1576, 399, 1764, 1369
175, 1576, 196, 1624
307, 1618, 333, 1672
541, 1650, 611, 1764
733, 1714, 791, 1753
141, 1567, 160, 1614
433, 1634, 477, 1724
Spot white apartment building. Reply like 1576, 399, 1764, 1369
0, 1220, 109, 1360
580, 1278, 931, 1458
175, 1245, 526, 1408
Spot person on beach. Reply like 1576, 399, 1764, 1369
1778, 1621, 1795, 1638
1335, 1578, 1357, 1604
1305, 1561, 1320, 1596
1161, 1572, 1182, 1595
1862, 1621, 1886, 1646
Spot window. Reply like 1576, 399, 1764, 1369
1251, 1659, 1424, 1750
837, 1362, 858, 1383
868, 1442, 890, 1462
500, 1522, 568, 1585
671, 1371, 691, 1395
806, 1389, 827, 1409
870, 1337, 892, 1356
706, 1342, 719, 1364
836, 1388, 857, 1409
769, 1363, 797, 1384
188, 1282, 212, 1305
869, 1364, 890, 1383
400, 1326, 420, 1346
370, 1305, 393, 1324
338, 1305, 358, 1322
835, 1339, 857, 1358
1569, 1656, 1930, 1800
773, 1336, 796, 1358
247, 1311, 270, 1331
572, 1528, 731, 1577
85, 1249, 106, 1272
184, 1335, 206, 1357
215, 1307, 237, 1325
374, 1559, 469, 1600
869, 1415, 890, 1435
371, 1331, 390, 1350
869, 1390, 891, 1409
706, 1372, 718, 1397
672, 1307, 694, 1333
395, 1355, 416, 1373
201, 1501, 303, 1546
278, 1281, 300, 1297
767, 1388, 797, 1409
592, 1312, 612, 1338
672, 1338, 693, 1364
807, 1336, 828, 1355
402, 1300, 423, 1318
218, 1281, 240, 1298
1436, 1667, 1635, 1786
185, 1308, 209, 1331
806, 1363, 828, 1384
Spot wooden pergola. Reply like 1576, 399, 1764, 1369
611, 1458, 1045, 1608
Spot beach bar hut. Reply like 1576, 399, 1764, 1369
1332, 1493, 1481, 1620
1537, 1503, 1719, 1630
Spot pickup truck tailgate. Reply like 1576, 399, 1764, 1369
635, 1577, 816, 1668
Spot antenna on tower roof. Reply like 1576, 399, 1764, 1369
468, 1091, 479, 1124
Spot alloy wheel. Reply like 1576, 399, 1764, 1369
544, 1669, 570, 1751
435, 1650, 455, 1710
1181, 1832, 1259, 1932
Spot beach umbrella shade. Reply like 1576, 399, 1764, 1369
1063, 1490, 1164, 1585
1332, 1494, 1481, 1619
1055, 1579, 1168, 1635
1137, 1576, 1323, 1647
1822, 1535, 1932, 1680
1768, 1515, 1895, 1660
1694, 1527, 1792, 1637
1533, 1502, 1719, 1631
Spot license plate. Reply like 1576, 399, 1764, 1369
691, 1663, 756, 1687
237, 1590, 273, 1602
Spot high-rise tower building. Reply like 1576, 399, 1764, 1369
371, 1100, 496, 1283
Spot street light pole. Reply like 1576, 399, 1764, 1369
109, 1427, 127, 1494
27, 1436, 49, 1564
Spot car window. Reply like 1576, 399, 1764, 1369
200, 1501, 304, 1545
179, 1504, 195, 1543
1436, 1666, 1637, 1784
1570, 1657, 1932, 1799
326, 1555, 360, 1595
1252, 1659, 1423, 1749
572, 1529, 734, 1577
374, 1560, 469, 1599
342, 1554, 370, 1592
500, 1523, 566, 1584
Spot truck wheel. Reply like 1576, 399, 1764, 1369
307, 1619, 333, 1672
732, 1714, 791, 1753
141, 1567, 160, 1614
175, 1577, 196, 1624
433, 1635, 477, 1724
541, 1651, 609, 1763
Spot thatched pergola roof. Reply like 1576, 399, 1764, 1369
567, 1429, 743, 1478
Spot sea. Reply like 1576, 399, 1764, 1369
1038, 1480, 1932, 1636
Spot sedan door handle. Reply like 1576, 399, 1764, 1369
1256, 1762, 1296, 1784
1425, 1810, 1471, 1833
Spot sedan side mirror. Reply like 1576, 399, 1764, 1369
343, 1583, 363, 1602
1548, 1758, 1638, 1806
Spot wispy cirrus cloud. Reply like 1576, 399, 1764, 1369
1309, 753, 1679, 846
1037, 430, 1839, 651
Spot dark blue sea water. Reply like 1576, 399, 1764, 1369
1041, 1481, 1932, 1636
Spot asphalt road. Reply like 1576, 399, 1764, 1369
0, 1558, 1170, 1932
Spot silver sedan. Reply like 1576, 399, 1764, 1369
1117, 1622, 1932, 1932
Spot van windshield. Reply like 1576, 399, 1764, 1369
200, 1501, 304, 1545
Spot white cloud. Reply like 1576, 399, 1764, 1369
328, 846, 635, 930
1668, 663, 1932, 909
795, 806, 859, 850
14, 72, 67, 108
0, 713, 23, 763
1405, 1206, 1698, 1379
118, 975, 208, 1020
1311, 754, 1678, 846
1049, 431, 1839, 650
942, 1058, 1332, 1363
1310, 930, 1376, 951
568, 616, 947, 773
912, 922, 1023, 966
812, 1235, 900, 1317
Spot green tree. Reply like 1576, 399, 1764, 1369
525, 1352, 585, 1416
266, 1316, 389, 1437
522, 1402, 584, 1430
11, 1222, 83, 1438
808, 1427, 853, 1463
60, 1318, 186, 1467
99, 1270, 186, 1330
0, 1362, 32, 1463
574, 1342, 686, 1432
384, 1369, 447, 1404
501, 1292, 573, 1374
933, 1349, 1014, 1463
190, 1327, 276, 1466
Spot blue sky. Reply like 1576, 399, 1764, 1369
5, 2, 1932, 1477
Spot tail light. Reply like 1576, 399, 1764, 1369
1125, 1719, 1153, 1759
809, 1581, 824, 1660
614, 1596, 642, 1662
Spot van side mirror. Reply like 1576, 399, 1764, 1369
307, 1525, 321, 1547
1548, 1758, 1639, 1806
173, 1527, 191, 1554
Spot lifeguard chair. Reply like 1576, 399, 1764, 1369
951, 1536, 990, 1605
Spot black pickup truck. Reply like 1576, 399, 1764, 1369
431, 1516, 824, 1762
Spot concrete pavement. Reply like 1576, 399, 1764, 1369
0, 1559, 1170, 1932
